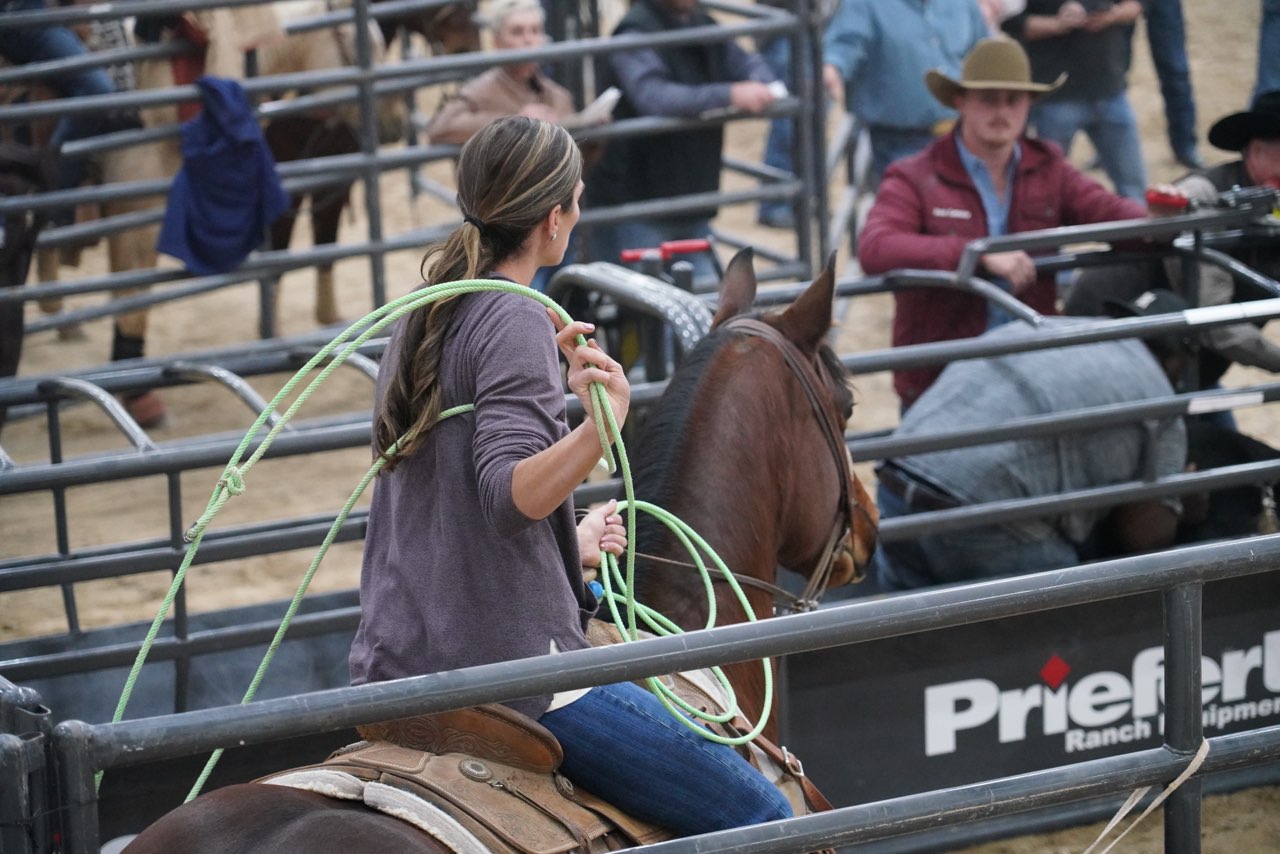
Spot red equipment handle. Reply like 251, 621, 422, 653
1146, 187, 1190, 210
656, 239, 712, 260
618, 239, 713, 264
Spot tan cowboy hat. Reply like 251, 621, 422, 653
925, 37, 1066, 108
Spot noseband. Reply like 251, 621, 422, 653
719, 316, 857, 611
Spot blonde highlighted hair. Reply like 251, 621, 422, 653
373, 117, 582, 469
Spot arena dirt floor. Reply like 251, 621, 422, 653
2, 0, 1278, 849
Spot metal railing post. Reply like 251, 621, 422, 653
1163, 582, 1204, 853
356, 0, 388, 311
51, 720, 99, 854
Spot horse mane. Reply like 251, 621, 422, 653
629, 315, 853, 556
631, 325, 731, 530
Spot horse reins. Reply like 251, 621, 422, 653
716, 316, 859, 612
627, 549, 815, 613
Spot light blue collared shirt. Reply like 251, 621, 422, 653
823, 0, 989, 131
955, 134, 1023, 329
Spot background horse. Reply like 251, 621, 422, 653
26, 3, 408, 425
119, 252, 878, 851
264, 0, 480, 326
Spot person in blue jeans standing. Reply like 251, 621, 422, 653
0, 0, 117, 212
755, 28, 795, 229
1003, 0, 1149, 202
1145, 0, 1202, 169
1259, 0, 1280, 102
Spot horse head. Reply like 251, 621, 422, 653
377, 0, 482, 57
710, 249, 879, 593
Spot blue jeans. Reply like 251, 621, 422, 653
1031, 91, 1148, 202
872, 479, 1080, 591
539, 682, 793, 836
0, 0, 116, 193
1259, 0, 1280, 101
867, 126, 936, 189
759, 36, 792, 221
1144, 0, 1197, 159
587, 216, 718, 285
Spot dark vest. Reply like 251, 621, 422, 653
587, 0, 730, 214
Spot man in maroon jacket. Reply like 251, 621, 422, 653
858, 37, 1146, 410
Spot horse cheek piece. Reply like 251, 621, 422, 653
121, 251, 879, 851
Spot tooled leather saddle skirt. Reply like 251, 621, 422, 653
259, 620, 830, 853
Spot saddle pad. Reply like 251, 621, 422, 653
263, 769, 490, 854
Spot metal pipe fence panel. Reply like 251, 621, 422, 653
7, 257, 1280, 692
0, 0, 823, 333
36, 537, 1280, 851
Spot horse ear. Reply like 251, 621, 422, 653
778, 253, 837, 353
711, 247, 757, 328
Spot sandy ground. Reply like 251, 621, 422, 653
1, 0, 1277, 849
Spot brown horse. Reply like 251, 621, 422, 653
120, 251, 878, 852
628, 248, 878, 744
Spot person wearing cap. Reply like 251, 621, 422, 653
868, 295, 1195, 592
1001, 1, 1148, 202
858, 36, 1145, 412
1180, 90, 1280, 196
1065, 91, 1280, 397
821, 0, 990, 190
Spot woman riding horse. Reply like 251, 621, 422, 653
121, 186, 878, 854
348, 115, 793, 836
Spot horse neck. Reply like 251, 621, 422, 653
633, 355, 794, 631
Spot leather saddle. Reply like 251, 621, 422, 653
261, 621, 832, 853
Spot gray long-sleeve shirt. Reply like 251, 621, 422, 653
349, 288, 596, 719
607, 20, 773, 118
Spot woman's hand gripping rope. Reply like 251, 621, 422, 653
549, 310, 629, 462
578, 499, 627, 569
552, 306, 772, 746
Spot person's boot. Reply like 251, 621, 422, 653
315, 266, 340, 325
111, 327, 166, 428
122, 389, 167, 428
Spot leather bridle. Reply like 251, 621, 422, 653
716, 316, 859, 612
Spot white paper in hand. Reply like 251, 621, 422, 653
567, 86, 621, 128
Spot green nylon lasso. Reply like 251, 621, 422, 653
101, 279, 773, 800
